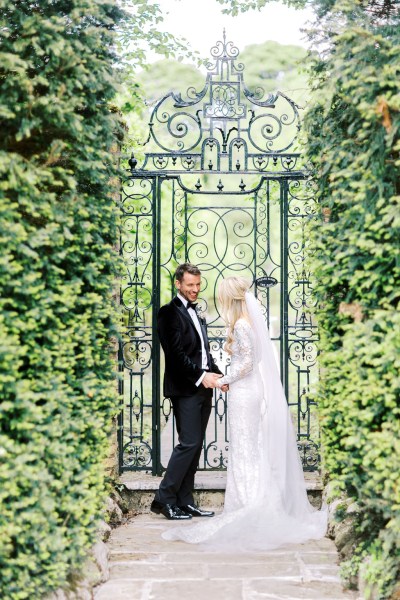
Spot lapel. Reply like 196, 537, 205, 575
172, 296, 199, 335
172, 296, 211, 367
198, 316, 212, 366
173, 297, 209, 343
198, 315, 208, 340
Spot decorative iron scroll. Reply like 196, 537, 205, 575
118, 177, 154, 469
133, 29, 302, 179
119, 33, 321, 474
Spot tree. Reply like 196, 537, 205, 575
240, 40, 308, 104
217, 0, 307, 14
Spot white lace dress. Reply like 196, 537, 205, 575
162, 318, 327, 551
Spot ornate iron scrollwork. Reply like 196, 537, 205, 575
139, 29, 302, 177
118, 32, 320, 474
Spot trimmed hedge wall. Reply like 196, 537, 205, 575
0, 1, 125, 597
304, 1, 400, 597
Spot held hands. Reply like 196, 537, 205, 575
215, 375, 229, 392
202, 373, 229, 392
202, 372, 222, 389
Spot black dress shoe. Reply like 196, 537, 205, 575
179, 504, 215, 517
150, 500, 192, 520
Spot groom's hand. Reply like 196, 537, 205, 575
202, 373, 222, 389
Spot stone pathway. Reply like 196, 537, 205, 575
95, 513, 360, 600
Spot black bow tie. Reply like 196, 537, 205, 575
186, 302, 198, 311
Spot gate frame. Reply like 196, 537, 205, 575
118, 33, 320, 475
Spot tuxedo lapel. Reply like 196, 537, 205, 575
198, 317, 212, 368
173, 296, 199, 336
173, 297, 211, 364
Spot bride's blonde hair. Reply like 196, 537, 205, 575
218, 277, 252, 355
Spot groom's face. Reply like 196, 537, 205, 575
176, 273, 201, 303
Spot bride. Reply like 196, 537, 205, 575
162, 276, 327, 550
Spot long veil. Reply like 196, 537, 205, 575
245, 292, 319, 518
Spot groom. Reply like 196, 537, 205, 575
151, 263, 227, 520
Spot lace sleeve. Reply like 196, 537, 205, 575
219, 320, 254, 386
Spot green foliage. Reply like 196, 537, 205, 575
217, 0, 307, 15
118, 0, 197, 69
0, 0, 126, 597
304, 1, 400, 596
133, 40, 308, 107
135, 59, 205, 104
115, 1, 200, 133
240, 41, 308, 104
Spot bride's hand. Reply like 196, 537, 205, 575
216, 379, 229, 391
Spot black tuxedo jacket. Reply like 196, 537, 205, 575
157, 296, 222, 398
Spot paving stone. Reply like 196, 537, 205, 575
109, 561, 208, 580
163, 552, 297, 564
149, 579, 244, 600
108, 551, 162, 562
244, 579, 357, 599
207, 562, 301, 579
95, 580, 147, 599
298, 551, 339, 564
119, 472, 324, 512
119, 471, 323, 492
95, 513, 361, 600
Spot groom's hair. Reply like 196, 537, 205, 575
175, 263, 201, 281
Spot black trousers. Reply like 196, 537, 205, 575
155, 389, 212, 506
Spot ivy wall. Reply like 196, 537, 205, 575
0, 1, 125, 597
304, 1, 400, 596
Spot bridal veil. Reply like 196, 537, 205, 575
162, 291, 327, 550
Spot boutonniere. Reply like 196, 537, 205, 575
197, 310, 208, 324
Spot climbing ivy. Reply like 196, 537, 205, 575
0, 1, 126, 596
303, 2, 400, 597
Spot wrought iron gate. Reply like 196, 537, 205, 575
118, 33, 320, 475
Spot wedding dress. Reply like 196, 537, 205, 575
162, 293, 327, 551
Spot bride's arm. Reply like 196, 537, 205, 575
217, 320, 253, 386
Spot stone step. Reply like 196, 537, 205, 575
94, 514, 359, 600
117, 471, 324, 513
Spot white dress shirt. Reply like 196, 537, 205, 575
177, 293, 208, 386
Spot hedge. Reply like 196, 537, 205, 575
0, 0, 125, 597
304, 1, 400, 597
